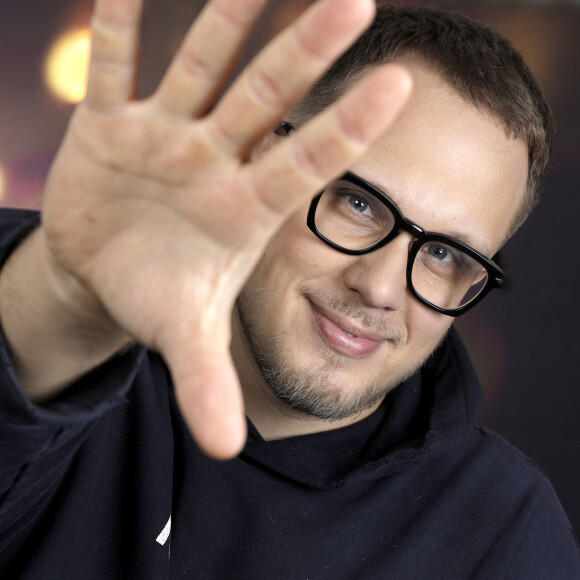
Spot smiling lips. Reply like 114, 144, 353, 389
309, 300, 388, 358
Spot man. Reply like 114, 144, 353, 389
0, 0, 578, 577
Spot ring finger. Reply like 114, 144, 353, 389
205, 0, 376, 158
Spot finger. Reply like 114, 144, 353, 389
154, 0, 269, 118
86, 0, 144, 109
247, 65, 413, 214
206, 0, 376, 157
161, 325, 247, 460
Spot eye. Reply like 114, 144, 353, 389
347, 194, 372, 215
426, 244, 452, 262
420, 242, 469, 271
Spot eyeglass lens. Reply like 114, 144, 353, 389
314, 178, 489, 310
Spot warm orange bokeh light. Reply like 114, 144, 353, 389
45, 29, 91, 103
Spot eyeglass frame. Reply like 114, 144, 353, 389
275, 122, 505, 317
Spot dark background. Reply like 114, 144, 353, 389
1, 0, 579, 534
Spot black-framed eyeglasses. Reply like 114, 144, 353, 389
276, 122, 505, 317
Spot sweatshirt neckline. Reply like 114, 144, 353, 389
240, 328, 482, 490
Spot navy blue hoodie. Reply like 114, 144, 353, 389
0, 209, 579, 579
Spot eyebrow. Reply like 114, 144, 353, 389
358, 173, 494, 258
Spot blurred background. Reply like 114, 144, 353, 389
1, 0, 579, 533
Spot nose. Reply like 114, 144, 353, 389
342, 234, 411, 311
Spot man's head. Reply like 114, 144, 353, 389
233, 5, 548, 431
289, 4, 554, 237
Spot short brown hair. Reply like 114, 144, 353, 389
289, 4, 554, 236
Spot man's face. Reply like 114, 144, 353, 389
234, 63, 529, 425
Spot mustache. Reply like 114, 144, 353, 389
299, 285, 407, 346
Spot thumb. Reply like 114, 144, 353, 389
162, 331, 247, 460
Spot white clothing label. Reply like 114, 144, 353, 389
156, 515, 172, 546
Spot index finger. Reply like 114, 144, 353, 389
247, 64, 413, 216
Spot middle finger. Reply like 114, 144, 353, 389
206, 0, 376, 158
154, 0, 269, 118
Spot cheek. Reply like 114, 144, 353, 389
242, 229, 313, 322
406, 304, 454, 354
260, 214, 343, 284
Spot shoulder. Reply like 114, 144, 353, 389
466, 428, 580, 577
462, 426, 559, 502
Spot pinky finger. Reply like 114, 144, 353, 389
85, 0, 144, 110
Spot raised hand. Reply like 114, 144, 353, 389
28, 0, 411, 458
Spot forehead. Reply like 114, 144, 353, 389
350, 62, 528, 255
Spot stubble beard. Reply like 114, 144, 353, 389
236, 286, 419, 423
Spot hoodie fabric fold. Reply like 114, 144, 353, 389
0, 209, 578, 579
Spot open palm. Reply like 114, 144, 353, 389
39, 0, 411, 458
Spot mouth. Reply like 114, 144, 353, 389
308, 299, 385, 358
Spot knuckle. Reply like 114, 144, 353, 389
91, 10, 134, 39
293, 141, 330, 183
334, 109, 371, 147
292, 22, 333, 65
157, 130, 220, 178
246, 67, 287, 110
90, 15, 135, 68
211, 0, 265, 29
91, 58, 133, 79
203, 117, 242, 154
243, 168, 290, 218
179, 49, 218, 82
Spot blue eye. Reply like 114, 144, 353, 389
427, 244, 451, 262
347, 195, 371, 214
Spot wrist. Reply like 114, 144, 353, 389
0, 226, 133, 401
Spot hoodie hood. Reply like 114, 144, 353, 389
241, 327, 483, 490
